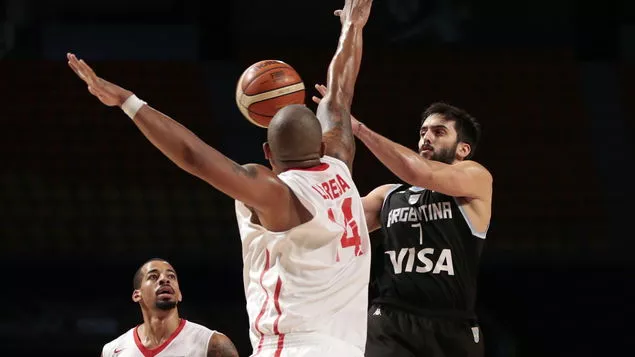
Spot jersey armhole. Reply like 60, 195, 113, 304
380, 184, 404, 212
205, 330, 216, 355
452, 197, 488, 239
377, 184, 406, 234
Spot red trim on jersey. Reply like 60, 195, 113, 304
272, 277, 283, 334
272, 277, 285, 357
253, 250, 271, 355
275, 334, 285, 357
286, 163, 330, 172
133, 318, 186, 357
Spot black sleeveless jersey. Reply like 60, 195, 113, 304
372, 184, 486, 316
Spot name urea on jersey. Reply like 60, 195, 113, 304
311, 174, 352, 201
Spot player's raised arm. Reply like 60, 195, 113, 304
354, 122, 492, 200
66, 53, 290, 211
316, 0, 373, 172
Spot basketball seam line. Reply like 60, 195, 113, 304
247, 85, 304, 106
242, 80, 304, 100
238, 82, 305, 108
247, 89, 306, 117
243, 66, 297, 92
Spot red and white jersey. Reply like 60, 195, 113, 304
101, 319, 214, 357
235, 156, 371, 356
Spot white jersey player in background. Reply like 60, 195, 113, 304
101, 258, 239, 357
67, 0, 373, 355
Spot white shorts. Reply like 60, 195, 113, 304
251, 333, 364, 357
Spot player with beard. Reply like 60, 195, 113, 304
101, 258, 239, 357
313, 89, 492, 357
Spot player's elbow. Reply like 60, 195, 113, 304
332, 88, 354, 110
319, 95, 342, 113
180, 141, 206, 173
484, 171, 494, 186
322, 88, 352, 112
317, 98, 348, 131
453, 167, 493, 198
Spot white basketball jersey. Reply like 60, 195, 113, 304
101, 319, 214, 357
235, 156, 371, 356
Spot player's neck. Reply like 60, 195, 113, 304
139, 309, 181, 348
278, 158, 323, 172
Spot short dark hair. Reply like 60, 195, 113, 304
133, 258, 169, 289
422, 102, 481, 159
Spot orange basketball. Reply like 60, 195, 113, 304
235, 60, 306, 128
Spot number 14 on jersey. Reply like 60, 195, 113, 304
327, 197, 364, 257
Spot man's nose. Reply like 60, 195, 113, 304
422, 131, 434, 143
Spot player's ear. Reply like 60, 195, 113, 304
319, 142, 326, 157
457, 142, 471, 160
132, 289, 141, 303
263, 142, 272, 160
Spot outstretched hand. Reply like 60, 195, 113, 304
67, 52, 132, 107
311, 84, 328, 105
334, 0, 373, 26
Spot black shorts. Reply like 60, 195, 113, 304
365, 304, 484, 357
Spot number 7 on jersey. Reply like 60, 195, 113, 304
412, 223, 423, 245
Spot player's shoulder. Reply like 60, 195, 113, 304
367, 183, 404, 199
321, 155, 352, 175
180, 320, 220, 354
459, 160, 493, 181
458, 159, 490, 172
181, 319, 217, 345
183, 319, 215, 334
240, 163, 278, 178
101, 327, 135, 357
277, 155, 351, 180
379, 183, 403, 194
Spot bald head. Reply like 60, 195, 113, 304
267, 105, 323, 163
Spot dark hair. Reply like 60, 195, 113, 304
133, 258, 169, 289
422, 102, 481, 159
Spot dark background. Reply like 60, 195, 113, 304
1, 0, 632, 356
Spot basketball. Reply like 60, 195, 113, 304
235, 60, 306, 128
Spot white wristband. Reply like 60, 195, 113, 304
121, 94, 147, 119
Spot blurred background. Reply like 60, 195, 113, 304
0, 0, 632, 356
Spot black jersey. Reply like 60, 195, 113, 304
373, 184, 487, 317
